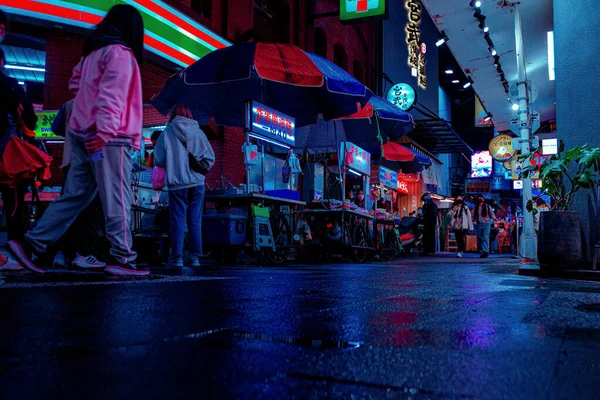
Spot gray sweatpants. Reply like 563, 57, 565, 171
26, 136, 137, 264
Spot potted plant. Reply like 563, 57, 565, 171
520, 142, 600, 268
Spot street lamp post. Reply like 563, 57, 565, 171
514, 2, 537, 260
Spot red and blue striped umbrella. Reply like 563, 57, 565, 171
151, 42, 373, 128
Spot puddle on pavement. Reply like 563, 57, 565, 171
211, 330, 362, 350
0, 271, 164, 284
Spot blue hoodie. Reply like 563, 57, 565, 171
154, 116, 215, 190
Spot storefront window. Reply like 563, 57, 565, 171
191, 0, 212, 19
333, 44, 348, 71
314, 28, 327, 58
253, 0, 290, 44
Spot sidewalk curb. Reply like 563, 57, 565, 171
519, 264, 600, 282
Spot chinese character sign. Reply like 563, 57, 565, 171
405, 0, 426, 89
247, 101, 295, 147
488, 134, 516, 162
386, 83, 416, 111
341, 142, 371, 175
397, 179, 409, 194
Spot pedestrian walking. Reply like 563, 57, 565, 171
8, 4, 147, 275
154, 104, 215, 267
421, 192, 438, 255
50, 100, 106, 270
154, 105, 215, 267
450, 196, 474, 258
473, 194, 496, 258
0, 13, 38, 244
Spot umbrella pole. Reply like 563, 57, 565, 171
335, 121, 345, 203
246, 132, 251, 193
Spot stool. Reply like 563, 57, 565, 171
253, 216, 275, 252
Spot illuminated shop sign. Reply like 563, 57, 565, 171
1, 0, 230, 68
397, 179, 409, 194
246, 101, 295, 148
488, 134, 516, 162
341, 141, 371, 176
34, 111, 60, 139
386, 83, 416, 111
405, 0, 426, 89
340, 0, 387, 23
370, 166, 398, 189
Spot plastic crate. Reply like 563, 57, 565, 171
203, 214, 248, 246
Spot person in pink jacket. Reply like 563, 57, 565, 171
9, 5, 148, 275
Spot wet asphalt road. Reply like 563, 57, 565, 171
1, 254, 600, 400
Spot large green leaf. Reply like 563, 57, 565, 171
574, 170, 597, 189
579, 148, 600, 171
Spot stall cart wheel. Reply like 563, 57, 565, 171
264, 214, 292, 265
381, 230, 397, 261
351, 224, 369, 263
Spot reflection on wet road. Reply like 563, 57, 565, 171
1, 256, 599, 399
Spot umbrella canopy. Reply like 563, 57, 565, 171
151, 42, 372, 128
339, 95, 415, 142
381, 141, 415, 162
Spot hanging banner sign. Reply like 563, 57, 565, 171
405, 0, 426, 89
246, 101, 295, 147
488, 134, 516, 162
341, 141, 371, 175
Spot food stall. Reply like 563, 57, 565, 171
302, 141, 375, 262
370, 164, 401, 260
203, 101, 306, 264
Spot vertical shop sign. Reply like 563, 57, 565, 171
405, 0, 426, 89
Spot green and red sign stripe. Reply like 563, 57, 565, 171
0, 0, 230, 67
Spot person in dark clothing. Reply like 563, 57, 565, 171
421, 192, 438, 255
0, 23, 38, 242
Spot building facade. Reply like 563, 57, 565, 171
3, 0, 377, 187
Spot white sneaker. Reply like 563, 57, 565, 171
456, 252, 463, 258
72, 253, 106, 269
0, 257, 24, 271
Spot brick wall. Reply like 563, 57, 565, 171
42, 0, 377, 187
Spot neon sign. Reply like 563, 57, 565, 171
405, 0, 426, 89
387, 83, 417, 111
397, 179, 409, 194
246, 101, 295, 147
0, 0, 230, 68
341, 141, 371, 176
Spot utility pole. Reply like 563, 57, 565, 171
514, 2, 537, 260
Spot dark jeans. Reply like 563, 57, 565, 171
1, 183, 28, 242
169, 185, 205, 258
455, 229, 467, 253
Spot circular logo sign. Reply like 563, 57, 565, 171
489, 134, 516, 162
387, 83, 417, 111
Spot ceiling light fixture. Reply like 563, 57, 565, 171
547, 31, 555, 81
436, 30, 449, 47
463, 77, 474, 89
5, 65, 46, 72
478, 22, 489, 32
484, 114, 492, 122
445, 69, 453, 74
470, 0, 482, 7
490, 47, 497, 56
452, 80, 460, 83
493, 55, 500, 66
512, 104, 519, 111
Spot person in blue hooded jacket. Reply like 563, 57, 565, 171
154, 104, 215, 268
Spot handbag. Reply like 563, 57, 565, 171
151, 166, 166, 191
176, 136, 211, 175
